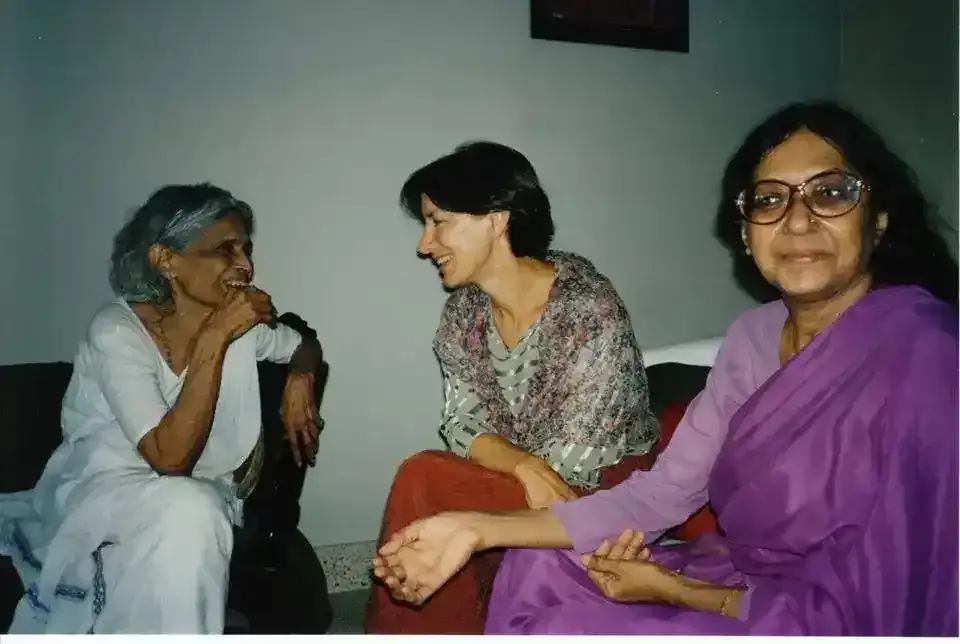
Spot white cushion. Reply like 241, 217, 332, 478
641, 337, 724, 367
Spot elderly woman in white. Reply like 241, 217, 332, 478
0, 183, 322, 634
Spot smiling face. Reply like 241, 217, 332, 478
416, 194, 505, 288
156, 213, 254, 309
742, 130, 885, 303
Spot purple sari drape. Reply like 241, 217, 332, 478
485, 286, 958, 636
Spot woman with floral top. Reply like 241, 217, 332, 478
365, 141, 660, 634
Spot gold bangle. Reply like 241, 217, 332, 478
719, 590, 738, 617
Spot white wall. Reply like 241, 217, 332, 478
840, 0, 959, 241
5, 0, 842, 545
0, 0, 28, 363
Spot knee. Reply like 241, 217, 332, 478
394, 450, 454, 487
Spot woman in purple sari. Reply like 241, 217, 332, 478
372, 102, 959, 636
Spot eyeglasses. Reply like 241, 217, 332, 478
736, 170, 869, 225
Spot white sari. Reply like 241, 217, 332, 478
0, 300, 302, 633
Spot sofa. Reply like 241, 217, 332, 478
0, 313, 333, 634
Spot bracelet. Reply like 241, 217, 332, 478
719, 590, 736, 617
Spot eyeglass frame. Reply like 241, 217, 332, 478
735, 169, 870, 226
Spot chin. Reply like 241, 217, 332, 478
771, 263, 832, 294
441, 277, 467, 290
182, 288, 227, 310
776, 277, 840, 303
439, 268, 468, 289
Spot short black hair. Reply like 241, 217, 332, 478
715, 101, 957, 304
399, 141, 555, 259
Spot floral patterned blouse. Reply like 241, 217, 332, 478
434, 251, 659, 490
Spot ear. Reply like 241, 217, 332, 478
489, 210, 510, 239
740, 222, 752, 256
874, 212, 888, 242
148, 243, 175, 279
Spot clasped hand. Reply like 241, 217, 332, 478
582, 528, 681, 604
371, 522, 682, 609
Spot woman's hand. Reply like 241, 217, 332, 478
582, 554, 682, 604
282, 372, 319, 467
585, 529, 745, 617
203, 286, 275, 344
372, 512, 483, 605
582, 531, 680, 604
592, 528, 651, 562
513, 456, 578, 509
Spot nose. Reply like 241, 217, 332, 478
782, 192, 817, 235
236, 250, 253, 278
417, 223, 436, 257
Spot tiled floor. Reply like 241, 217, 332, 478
328, 588, 370, 634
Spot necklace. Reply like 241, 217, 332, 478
781, 309, 844, 362
150, 314, 175, 370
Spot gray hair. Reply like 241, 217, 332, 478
109, 183, 255, 305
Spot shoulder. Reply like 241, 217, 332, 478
897, 286, 957, 339
438, 284, 486, 332
880, 289, 958, 456
85, 300, 149, 353
725, 299, 787, 341
549, 251, 631, 332
892, 288, 957, 378
707, 300, 786, 377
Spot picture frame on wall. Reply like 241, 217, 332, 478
530, 0, 690, 54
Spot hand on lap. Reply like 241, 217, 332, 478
372, 512, 482, 605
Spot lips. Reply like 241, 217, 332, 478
781, 252, 828, 263
433, 255, 454, 277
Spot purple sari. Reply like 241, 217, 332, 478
485, 286, 958, 636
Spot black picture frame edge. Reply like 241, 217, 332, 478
530, 0, 690, 54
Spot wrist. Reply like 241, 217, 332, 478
194, 329, 229, 360
661, 570, 693, 606
668, 575, 743, 618
466, 508, 562, 550
458, 511, 498, 552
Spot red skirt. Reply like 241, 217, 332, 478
363, 450, 656, 634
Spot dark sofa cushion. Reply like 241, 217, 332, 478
645, 361, 711, 417
0, 362, 74, 494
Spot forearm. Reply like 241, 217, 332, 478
139, 331, 227, 475
468, 433, 535, 474
667, 575, 744, 618
288, 335, 322, 374
469, 507, 575, 550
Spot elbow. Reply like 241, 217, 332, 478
151, 462, 193, 477
290, 336, 323, 372
137, 432, 195, 477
